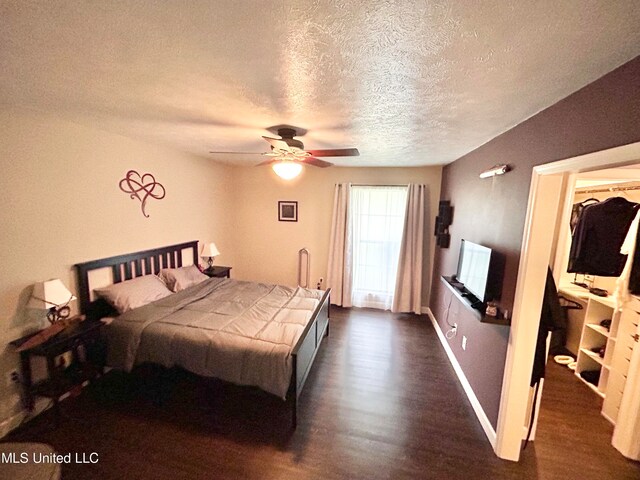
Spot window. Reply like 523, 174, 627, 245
349, 186, 408, 310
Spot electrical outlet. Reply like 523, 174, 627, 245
462, 336, 467, 351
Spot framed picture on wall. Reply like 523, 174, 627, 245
278, 201, 298, 222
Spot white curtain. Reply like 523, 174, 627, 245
326, 183, 353, 306
350, 186, 408, 310
392, 184, 425, 314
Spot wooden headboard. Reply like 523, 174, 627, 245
74, 241, 199, 315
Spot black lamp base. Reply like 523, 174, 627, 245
47, 305, 70, 325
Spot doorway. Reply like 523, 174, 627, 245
494, 141, 640, 461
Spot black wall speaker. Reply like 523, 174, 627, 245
434, 201, 453, 248
437, 233, 450, 248
438, 201, 453, 226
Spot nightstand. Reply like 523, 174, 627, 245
204, 266, 232, 278
9, 319, 105, 413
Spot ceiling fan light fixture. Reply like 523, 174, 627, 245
210, 126, 358, 172
272, 160, 302, 180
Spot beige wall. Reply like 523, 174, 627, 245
0, 107, 442, 435
229, 165, 442, 306
0, 107, 235, 432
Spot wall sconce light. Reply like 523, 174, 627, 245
479, 164, 510, 179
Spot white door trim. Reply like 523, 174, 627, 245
495, 141, 640, 461
533, 143, 640, 175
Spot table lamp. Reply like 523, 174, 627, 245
28, 279, 76, 324
201, 242, 220, 272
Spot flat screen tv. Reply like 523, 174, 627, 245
456, 240, 494, 303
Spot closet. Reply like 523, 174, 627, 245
560, 283, 636, 424
550, 169, 640, 458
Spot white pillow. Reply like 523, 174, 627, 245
159, 265, 208, 292
95, 275, 172, 314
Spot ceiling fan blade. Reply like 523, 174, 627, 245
303, 157, 333, 168
262, 136, 292, 152
209, 151, 263, 155
306, 148, 360, 157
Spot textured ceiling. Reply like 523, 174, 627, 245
1, 1, 639, 167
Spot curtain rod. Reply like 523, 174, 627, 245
576, 185, 640, 194
349, 184, 409, 187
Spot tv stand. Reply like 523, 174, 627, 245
441, 276, 510, 326
469, 298, 485, 309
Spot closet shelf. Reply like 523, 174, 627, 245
579, 347, 609, 367
585, 323, 611, 337
558, 284, 616, 309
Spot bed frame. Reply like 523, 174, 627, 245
74, 240, 330, 427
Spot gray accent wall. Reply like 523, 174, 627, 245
430, 56, 640, 429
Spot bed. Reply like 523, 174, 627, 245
74, 241, 330, 427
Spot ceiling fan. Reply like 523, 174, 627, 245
209, 126, 359, 179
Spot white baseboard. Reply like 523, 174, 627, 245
0, 411, 24, 439
426, 307, 497, 449
0, 397, 51, 439
0, 364, 113, 439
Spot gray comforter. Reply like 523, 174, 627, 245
106, 278, 323, 398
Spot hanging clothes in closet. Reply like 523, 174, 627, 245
568, 197, 639, 276
569, 198, 599, 233
630, 229, 640, 295
615, 209, 640, 309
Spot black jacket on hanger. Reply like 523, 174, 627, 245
570, 198, 599, 233
531, 268, 565, 387
568, 197, 639, 277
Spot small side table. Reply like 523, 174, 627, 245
204, 266, 232, 278
9, 319, 105, 413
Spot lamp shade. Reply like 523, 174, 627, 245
272, 160, 302, 180
201, 242, 220, 258
28, 279, 76, 309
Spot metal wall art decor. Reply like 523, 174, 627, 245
119, 170, 166, 218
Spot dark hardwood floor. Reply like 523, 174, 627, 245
533, 359, 640, 479
3, 307, 640, 479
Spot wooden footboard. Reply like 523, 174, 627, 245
287, 288, 331, 428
